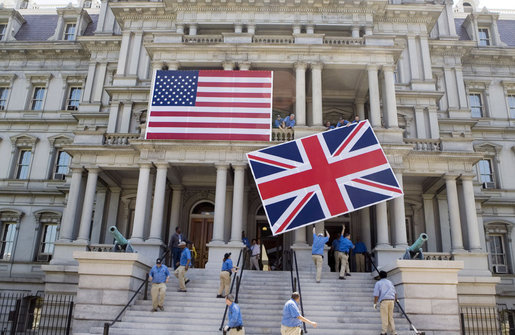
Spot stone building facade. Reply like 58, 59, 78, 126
0, 0, 514, 311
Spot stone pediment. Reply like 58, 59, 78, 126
474, 142, 502, 154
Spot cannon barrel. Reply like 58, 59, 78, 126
408, 233, 428, 252
109, 226, 129, 246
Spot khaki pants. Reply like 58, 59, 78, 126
150, 282, 166, 309
338, 252, 349, 277
380, 300, 396, 334
250, 255, 260, 270
355, 253, 365, 272
312, 254, 323, 282
280, 325, 301, 335
228, 327, 245, 334
174, 265, 188, 290
218, 271, 231, 296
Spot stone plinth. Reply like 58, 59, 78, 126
72, 252, 152, 334
42, 264, 79, 295
291, 244, 331, 274
384, 259, 464, 335
205, 242, 244, 271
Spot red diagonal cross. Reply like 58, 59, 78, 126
258, 135, 387, 216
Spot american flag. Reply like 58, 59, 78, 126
247, 120, 403, 235
145, 70, 273, 141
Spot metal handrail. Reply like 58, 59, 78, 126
219, 248, 245, 331
285, 250, 307, 333
103, 248, 170, 335
364, 252, 423, 335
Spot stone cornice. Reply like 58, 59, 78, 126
429, 40, 475, 57
77, 35, 122, 52
462, 48, 515, 66
0, 42, 89, 58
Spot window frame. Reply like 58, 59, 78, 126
0, 87, 9, 111
0, 24, 6, 41
15, 149, 32, 180
508, 94, 515, 119
54, 151, 71, 179
66, 86, 82, 111
489, 234, 508, 274
469, 93, 484, 118
478, 28, 491, 46
478, 159, 494, 186
64, 23, 77, 41
30, 86, 47, 111
34, 211, 61, 263
0, 222, 17, 261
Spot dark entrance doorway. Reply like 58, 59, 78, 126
256, 207, 284, 270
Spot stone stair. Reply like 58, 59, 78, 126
89, 268, 415, 335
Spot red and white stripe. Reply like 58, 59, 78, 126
146, 70, 273, 141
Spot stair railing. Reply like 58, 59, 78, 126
218, 248, 246, 331
364, 252, 424, 335
103, 248, 170, 335
285, 250, 307, 334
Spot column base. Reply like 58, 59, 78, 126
290, 244, 331, 273
453, 252, 492, 277
373, 246, 404, 270
205, 242, 244, 271
130, 241, 163, 263
51, 240, 88, 265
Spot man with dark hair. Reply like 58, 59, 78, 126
250, 239, 261, 271
281, 292, 317, 335
311, 227, 329, 283
169, 226, 183, 269
223, 294, 245, 334
337, 227, 354, 279
148, 258, 170, 312
374, 271, 397, 335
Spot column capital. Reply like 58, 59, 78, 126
294, 62, 308, 70
109, 186, 122, 193
138, 163, 153, 169
215, 163, 230, 170
154, 162, 169, 170
171, 184, 184, 191
355, 98, 366, 104
382, 65, 396, 73
231, 163, 248, 171
86, 167, 101, 174
444, 174, 459, 181
223, 61, 235, 71
238, 62, 251, 71
70, 167, 84, 174
310, 62, 323, 71
422, 194, 435, 200
460, 174, 476, 181
367, 65, 379, 72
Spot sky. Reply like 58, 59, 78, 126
462, 0, 515, 9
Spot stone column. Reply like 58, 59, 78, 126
376, 202, 390, 247
367, 66, 381, 127
90, 188, 107, 244
360, 207, 372, 250
455, 67, 468, 109
294, 227, 307, 246
445, 175, 465, 252
414, 107, 427, 139
239, 62, 251, 71
60, 168, 83, 241
422, 194, 437, 252
119, 101, 132, 134
131, 164, 151, 242
295, 62, 307, 126
437, 194, 452, 253
116, 31, 131, 76
356, 99, 366, 121
428, 107, 439, 139
76, 168, 99, 243
212, 164, 228, 243
419, 36, 433, 80
383, 65, 399, 128
148, 163, 168, 242
82, 63, 96, 103
230, 165, 246, 244
311, 63, 323, 126
168, 185, 183, 242
223, 61, 235, 71
104, 187, 121, 243
92, 62, 108, 103
461, 176, 482, 251
393, 171, 408, 248
128, 32, 143, 76
407, 35, 420, 80
352, 26, 360, 38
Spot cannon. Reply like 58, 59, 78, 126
402, 233, 428, 260
109, 226, 134, 253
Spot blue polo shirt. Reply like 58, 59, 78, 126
373, 278, 396, 303
338, 237, 354, 253
242, 237, 251, 250
282, 299, 301, 327
222, 258, 233, 272
332, 238, 340, 251
312, 233, 329, 255
149, 264, 170, 284
274, 119, 282, 128
227, 302, 243, 327
284, 117, 296, 128
180, 247, 191, 266
354, 241, 367, 254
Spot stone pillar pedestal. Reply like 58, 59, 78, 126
42, 263, 79, 295
384, 259, 464, 335
205, 243, 245, 272
72, 252, 152, 334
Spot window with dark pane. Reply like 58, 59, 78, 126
0, 87, 8, 110
64, 23, 76, 41
16, 150, 32, 180
478, 159, 493, 184
55, 151, 71, 176
31, 87, 46, 111
0, 223, 16, 261
66, 87, 81, 110
469, 93, 483, 118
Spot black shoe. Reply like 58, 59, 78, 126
158, 306, 164, 311
339, 276, 346, 280
216, 294, 224, 298
185, 279, 190, 285
346, 273, 352, 276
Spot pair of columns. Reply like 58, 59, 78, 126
368, 65, 399, 129
211, 164, 247, 245
294, 62, 323, 127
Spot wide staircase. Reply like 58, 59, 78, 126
90, 268, 414, 335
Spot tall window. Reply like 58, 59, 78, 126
66, 87, 81, 110
478, 159, 494, 188
490, 235, 508, 274
16, 150, 32, 180
469, 93, 483, 118
0, 87, 8, 110
31, 87, 46, 111
38, 223, 58, 262
508, 95, 515, 119
478, 28, 490, 46
54, 151, 71, 179
64, 24, 76, 41
0, 25, 6, 41
0, 223, 16, 261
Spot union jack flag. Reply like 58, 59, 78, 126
247, 120, 403, 235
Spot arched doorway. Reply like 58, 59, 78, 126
256, 206, 284, 270
189, 201, 214, 268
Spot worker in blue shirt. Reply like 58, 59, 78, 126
173, 241, 190, 292
354, 238, 368, 272
374, 271, 397, 335
311, 227, 329, 283
281, 292, 317, 335
223, 294, 245, 334
274, 115, 283, 128
337, 228, 355, 280
217, 252, 238, 298
148, 258, 170, 312
280, 114, 296, 129
336, 117, 349, 127
352, 115, 360, 124
331, 236, 340, 272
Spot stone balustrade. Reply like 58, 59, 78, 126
424, 252, 454, 261
404, 138, 442, 151
253, 35, 295, 44
183, 34, 224, 43
272, 128, 295, 141
323, 37, 364, 46
104, 133, 140, 145
86, 244, 113, 252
